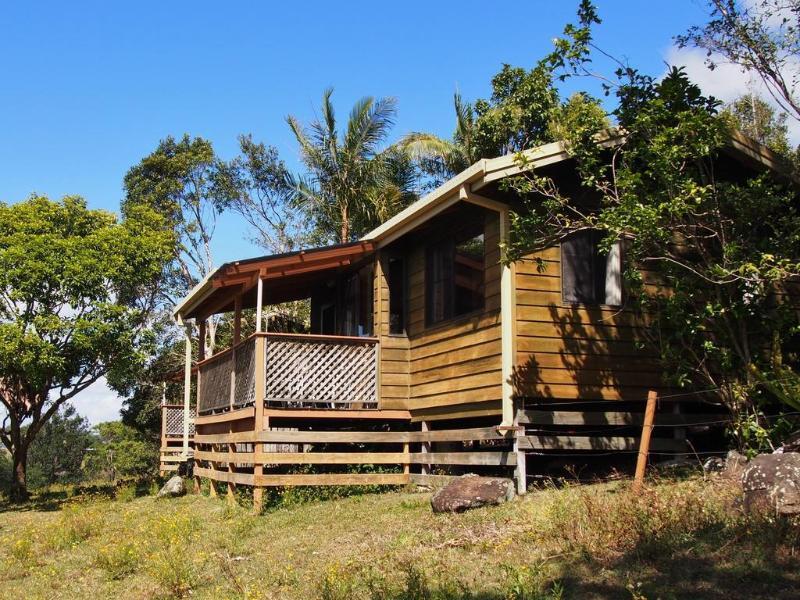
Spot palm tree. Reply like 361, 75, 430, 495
287, 89, 412, 243
397, 92, 479, 185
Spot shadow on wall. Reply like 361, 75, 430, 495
510, 302, 663, 452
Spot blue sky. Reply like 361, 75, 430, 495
0, 0, 715, 266
1, 1, 758, 423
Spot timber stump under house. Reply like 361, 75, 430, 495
161, 132, 784, 508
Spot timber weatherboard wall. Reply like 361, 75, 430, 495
382, 208, 504, 414
513, 245, 667, 402
375, 253, 411, 408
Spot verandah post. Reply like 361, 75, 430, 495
228, 294, 242, 502
253, 276, 266, 513
633, 390, 658, 493
160, 385, 167, 476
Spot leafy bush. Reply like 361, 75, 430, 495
46, 503, 97, 550
26, 405, 96, 489
84, 421, 158, 480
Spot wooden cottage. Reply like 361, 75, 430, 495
163, 132, 784, 507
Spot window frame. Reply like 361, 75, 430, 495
424, 221, 486, 328
387, 254, 408, 337
559, 229, 624, 308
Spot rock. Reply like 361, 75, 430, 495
723, 450, 749, 479
775, 431, 800, 454
430, 474, 515, 513
725, 450, 747, 472
703, 457, 725, 473
741, 453, 800, 515
157, 475, 187, 499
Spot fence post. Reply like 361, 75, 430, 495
633, 390, 658, 493
420, 420, 430, 476
513, 401, 527, 495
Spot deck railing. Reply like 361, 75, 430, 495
196, 333, 379, 414
162, 404, 195, 436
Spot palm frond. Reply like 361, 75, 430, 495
345, 96, 397, 159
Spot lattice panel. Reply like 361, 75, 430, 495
198, 351, 233, 413
265, 337, 378, 408
233, 338, 256, 408
164, 406, 195, 436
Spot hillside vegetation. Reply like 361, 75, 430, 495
0, 475, 797, 599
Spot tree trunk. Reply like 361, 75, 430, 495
10, 442, 28, 502
340, 205, 349, 243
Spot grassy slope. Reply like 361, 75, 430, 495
0, 476, 797, 599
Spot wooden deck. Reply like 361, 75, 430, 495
177, 331, 518, 509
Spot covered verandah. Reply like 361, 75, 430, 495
167, 239, 515, 510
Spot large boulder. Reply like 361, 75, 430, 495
430, 474, 515, 513
775, 431, 800, 454
157, 475, 187, 499
741, 453, 800, 515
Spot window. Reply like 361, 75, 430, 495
561, 230, 622, 305
342, 267, 373, 336
426, 225, 485, 325
320, 303, 336, 335
388, 257, 406, 335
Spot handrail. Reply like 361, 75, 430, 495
256, 332, 379, 343
196, 332, 259, 368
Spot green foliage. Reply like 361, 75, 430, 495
84, 422, 158, 480
721, 93, 800, 172
287, 89, 417, 243
723, 94, 792, 152
146, 512, 202, 596
118, 312, 184, 438
400, 65, 561, 186
0, 195, 172, 498
26, 405, 95, 489
0, 451, 11, 494
471, 64, 560, 158
122, 134, 233, 296
547, 92, 609, 143
399, 93, 479, 187
94, 538, 140, 580
507, 2, 800, 451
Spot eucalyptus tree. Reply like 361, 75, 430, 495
722, 93, 799, 172
220, 134, 299, 253
0, 196, 172, 499
287, 89, 416, 243
677, 0, 800, 123
123, 134, 235, 353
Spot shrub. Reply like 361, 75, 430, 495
146, 512, 203, 597
9, 534, 34, 562
46, 503, 96, 550
500, 563, 564, 600
538, 477, 738, 563
115, 483, 137, 503
94, 540, 140, 580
